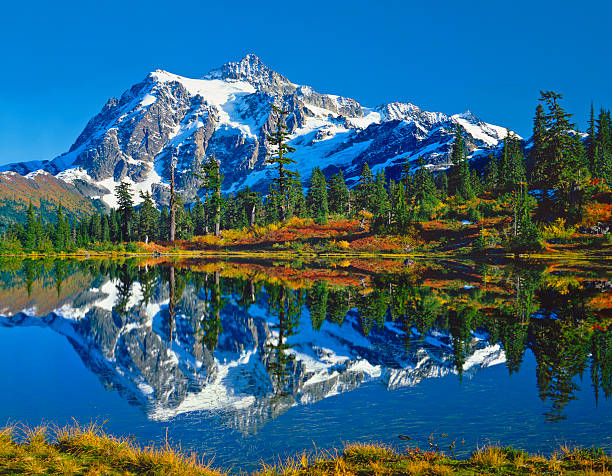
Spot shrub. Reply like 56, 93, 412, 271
466, 206, 482, 223
542, 218, 576, 243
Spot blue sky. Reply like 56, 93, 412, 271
0, 0, 610, 166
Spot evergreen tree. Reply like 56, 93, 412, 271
265, 184, 281, 224
266, 104, 298, 221
327, 170, 349, 216
288, 175, 306, 218
236, 186, 260, 227
392, 182, 410, 232
24, 202, 37, 251
531, 91, 587, 219
435, 170, 448, 199
306, 167, 328, 224
192, 197, 207, 235
138, 191, 158, 242
412, 156, 439, 220
372, 170, 389, 219
101, 215, 110, 242
499, 132, 526, 191
115, 181, 134, 241
53, 203, 71, 250
174, 195, 193, 239
484, 153, 499, 192
508, 184, 542, 252
89, 213, 102, 242
158, 206, 169, 241
355, 162, 375, 212
195, 154, 224, 236
594, 109, 612, 180
585, 102, 597, 173
529, 103, 548, 184
448, 125, 473, 200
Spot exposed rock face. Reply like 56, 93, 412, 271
1, 54, 516, 207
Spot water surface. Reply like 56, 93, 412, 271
0, 258, 610, 471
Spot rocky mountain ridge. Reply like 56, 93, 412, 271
1, 54, 516, 208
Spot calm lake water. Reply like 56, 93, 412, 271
0, 257, 610, 471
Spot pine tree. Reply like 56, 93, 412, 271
306, 167, 328, 224
594, 109, 612, 180
448, 124, 473, 200
435, 171, 448, 199
372, 170, 389, 219
392, 182, 410, 232
288, 175, 306, 218
585, 102, 597, 173
115, 181, 134, 241
53, 203, 71, 250
236, 187, 260, 227
531, 91, 587, 218
327, 170, 349, 216
529, 103, 548, 186
192, 197, 206, 235
356, 162, 375, 212
499, 133, 526, 191
508, 184, 541, 252
138, 191, 158, 243
89, 213, 102, 242
266, 104, 297, 221
195, 154, 224, 236
101, 215, 110, 242
24, 202, 37, 251
265, 184, 281, 224
158, 206, 169, 241
484, 154, 499, 192
412, 156, 439, 220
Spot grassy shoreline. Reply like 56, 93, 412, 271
1, 423, 611, 475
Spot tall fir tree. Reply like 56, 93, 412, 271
306, 167, 329, 224
115, 181, 134, 241
266, 104, 298, 221
356, 162, 375, 212
327, 170, 349, 216
372, 170, 389, 219
594, 109, 612, 180
138, 191, 159, 243
195, 154, 224, 236
447, 124, 473, 200
411, 156, 439, 220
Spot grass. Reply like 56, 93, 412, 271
0, 423, 611, 475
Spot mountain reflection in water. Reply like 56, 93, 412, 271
0, 257, 610, 464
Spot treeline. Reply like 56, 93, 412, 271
2, 91, 610, 253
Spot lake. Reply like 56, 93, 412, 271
0, 257, 610, 472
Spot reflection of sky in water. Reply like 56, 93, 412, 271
0, 260, 610, 472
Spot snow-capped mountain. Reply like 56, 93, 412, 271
0, 270, 505, 433
1, 54, 516, 208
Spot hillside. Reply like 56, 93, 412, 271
0, 170, 103, 229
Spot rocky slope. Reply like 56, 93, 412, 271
1, 54, 516, 208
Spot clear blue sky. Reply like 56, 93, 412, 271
1, 0, 610, 166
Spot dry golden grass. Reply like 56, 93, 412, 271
1, 424, 612, 475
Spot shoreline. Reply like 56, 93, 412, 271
0, 423, 610, 475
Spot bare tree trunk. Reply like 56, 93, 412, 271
169, 161, 176, 242
215, 188, 221, 237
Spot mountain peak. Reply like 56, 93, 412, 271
204, 54, 293, 93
